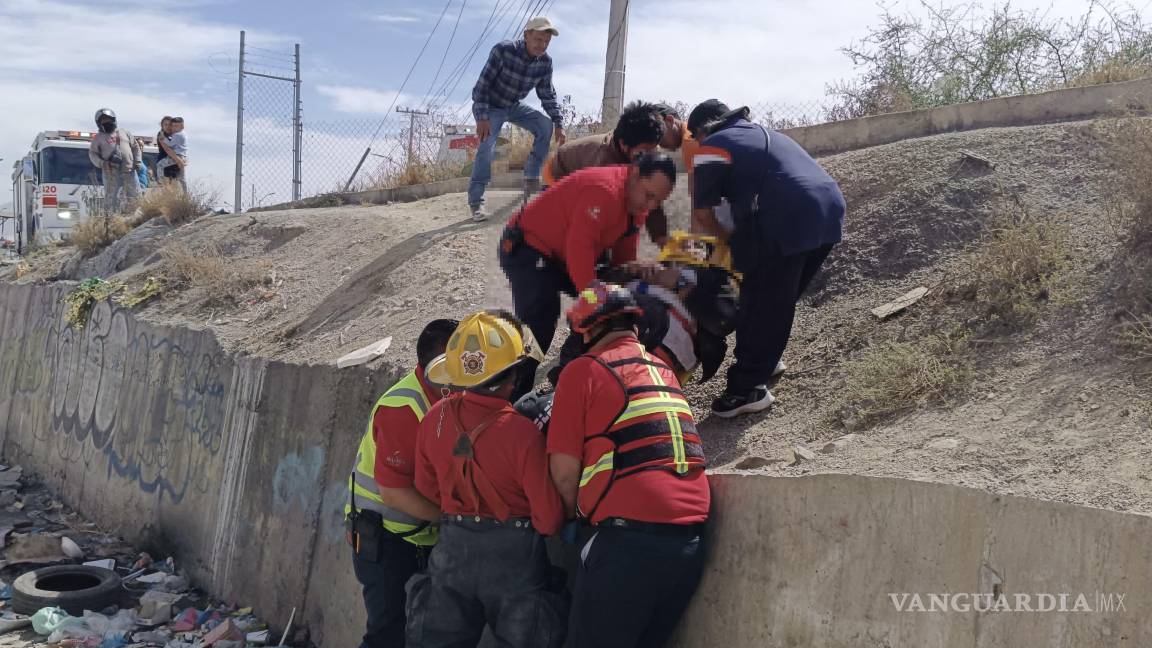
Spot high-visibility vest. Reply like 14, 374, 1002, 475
345, 371, 438, 546
577, 342, 707, 519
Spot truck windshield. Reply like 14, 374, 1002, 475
40, 147, 99, 185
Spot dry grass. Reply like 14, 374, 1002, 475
837, 337, 972, 428
1064, 61, 1152, 89
162, 243, 269, 304
133, 184, 210, 226
956, 203, 1071, 330
71, 215, 132, 257
1103, 117, 1152, 353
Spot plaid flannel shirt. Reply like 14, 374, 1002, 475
472, 40, 563, 126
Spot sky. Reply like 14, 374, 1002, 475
0, 0, 1108, 236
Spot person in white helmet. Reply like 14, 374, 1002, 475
88, 108, 142, 213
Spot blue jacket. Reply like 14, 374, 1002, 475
692, 117, 844, 265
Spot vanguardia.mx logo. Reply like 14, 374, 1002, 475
890, 592, 1128, 613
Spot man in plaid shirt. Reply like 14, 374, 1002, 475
468, 16, 567, 221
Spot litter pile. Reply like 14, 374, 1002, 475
0, 465, 284, 648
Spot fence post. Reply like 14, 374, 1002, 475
292, 42, 302, 202
234, 30, 245, 213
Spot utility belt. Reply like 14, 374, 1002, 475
441, 514, 535, 530
595, 517, 705, 537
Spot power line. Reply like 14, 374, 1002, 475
421, 0, 468, 110
369, 0, 515, 175
364, 0, 455, 146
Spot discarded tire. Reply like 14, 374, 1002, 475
11, 565, 122, 616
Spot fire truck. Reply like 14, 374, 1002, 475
9, 130, 159, 253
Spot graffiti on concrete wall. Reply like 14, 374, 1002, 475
2, 288, 232, 504
272, 447, 326, 514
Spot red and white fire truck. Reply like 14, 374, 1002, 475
8, 130, 159, 253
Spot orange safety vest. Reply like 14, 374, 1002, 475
577, 341, 706, 519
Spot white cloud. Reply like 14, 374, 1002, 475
0, 0, 287, 76
370, 14, 420, 23
317, 85, 416, 115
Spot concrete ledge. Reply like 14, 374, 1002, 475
782, 77, 1152, 157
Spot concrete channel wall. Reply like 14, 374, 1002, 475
2, 281, 1150, 646
783, 76, 1152, 158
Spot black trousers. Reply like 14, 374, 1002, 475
352, 531, 424, 648
727, 244, 834, 394
406, 522, 566, 648
498, 240, 576, 398
570, 526, 707, 648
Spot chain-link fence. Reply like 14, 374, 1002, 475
238, 79, 841, 208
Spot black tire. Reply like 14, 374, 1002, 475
11, 565, 123, 616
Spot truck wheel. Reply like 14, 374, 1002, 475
11, 565, 123, 616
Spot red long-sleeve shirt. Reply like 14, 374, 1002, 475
512, 165, 649, 290
372, 367, 442, 488
414, 391, 564, 535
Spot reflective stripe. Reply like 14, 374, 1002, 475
580, 452, 614, 487
616, 397, 693, 424
667, 412, 689, 474
378, 387, 430, 417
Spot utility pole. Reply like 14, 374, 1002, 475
601, 0, 629, 125
396, 107, 430, 168
234, 30, 245, 213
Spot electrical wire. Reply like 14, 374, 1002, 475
364, 0, 456, 145
421, 0, 468, 110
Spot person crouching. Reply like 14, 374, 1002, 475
407, 310, 567, 647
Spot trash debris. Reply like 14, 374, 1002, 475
170, 608, 200, 633
0, 580, 10, 600
202, 618, 245, 646
132, 552, 154, 571
246, 629, 271, 644
31, 606, 71, 635
84, 558, 117, 571
871, 286, 930, 320
138, 590, 182, 626
135, 571, 167, 585
2, 533, 68, 566
336, 335, 393, 368
0, 489, 16, 507
0, 615, 32, 634
61, 536, 84, 559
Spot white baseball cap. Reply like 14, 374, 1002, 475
525, 16, 559, 36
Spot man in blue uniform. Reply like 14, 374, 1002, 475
688, 99, 845, 418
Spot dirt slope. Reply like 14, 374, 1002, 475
7, 117, 1150, 514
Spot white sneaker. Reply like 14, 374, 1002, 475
772, 360, 787, 378
469, 204, 488, 222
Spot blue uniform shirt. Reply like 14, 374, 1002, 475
692, 118, 845, 263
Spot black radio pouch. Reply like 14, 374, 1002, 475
347, 473, 385, 562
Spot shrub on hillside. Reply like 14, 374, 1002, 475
162, 243, 269, 305
71, 215, 131, 257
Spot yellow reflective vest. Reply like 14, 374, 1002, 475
345, 370, 438, 546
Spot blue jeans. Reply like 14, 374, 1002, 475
468, 103, 554, 207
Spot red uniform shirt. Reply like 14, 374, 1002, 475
414, 391, 564, 535
548, 336, 711, 525
511, 165, 649, 290
372, 367, 442, 489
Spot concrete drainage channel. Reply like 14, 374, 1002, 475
2, 282, 1152, 646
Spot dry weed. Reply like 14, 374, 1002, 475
837, 337, 971, 428
133, 184, 210, 226
960, 204, 1070, 330
1103, 117, 1152, 355
71, 215, 131, 257
1117, 312, 1152, 360
162, 243, 268, 303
